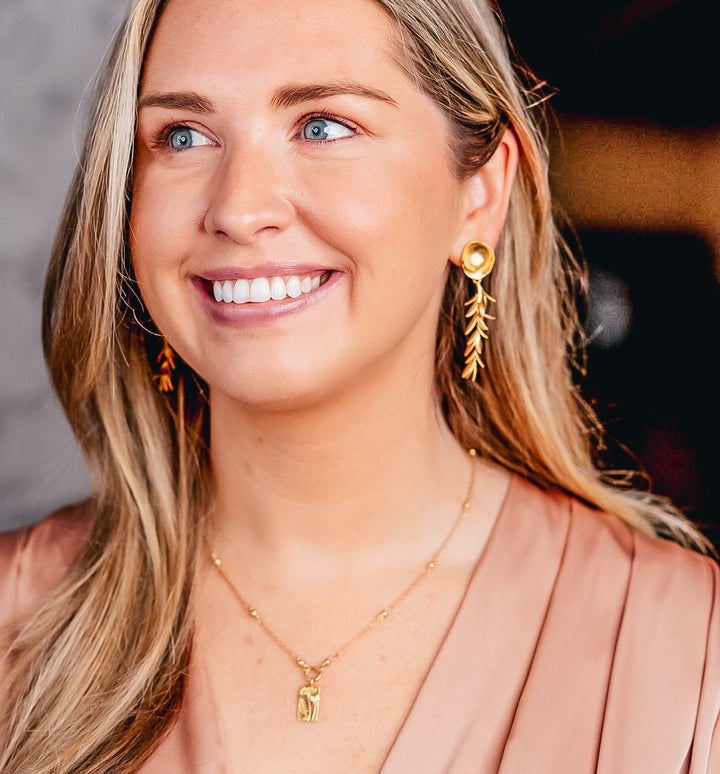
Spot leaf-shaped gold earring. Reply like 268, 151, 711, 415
154, 339, 176, 393
460, 241, 496, 381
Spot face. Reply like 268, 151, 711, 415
131, 0, 476, 409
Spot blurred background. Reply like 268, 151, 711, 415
1, 1, 718, 544
0, 1, 124, 531
500, 0, 720, 547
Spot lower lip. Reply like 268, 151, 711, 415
192, 271, 340, 325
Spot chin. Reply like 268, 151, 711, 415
206, 361, 346, 413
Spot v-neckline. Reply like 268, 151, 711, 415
378, 475, 571, 774
143, 476, 573, 774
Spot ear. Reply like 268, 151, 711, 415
449, 130, 519, 266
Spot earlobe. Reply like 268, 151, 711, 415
449, 130, 519, 266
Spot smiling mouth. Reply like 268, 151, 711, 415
209, 271, 331, 304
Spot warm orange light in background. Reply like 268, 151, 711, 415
549, 117, 720, 274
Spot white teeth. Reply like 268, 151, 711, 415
211, 273, 327, 305
250, 277, 271, 302
270, 276, 287, 300
286, 276, 302, 298
232, 278, 250, 303
222, 280, 234, 303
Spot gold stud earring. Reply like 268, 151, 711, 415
460, 241, 496, 381
154, 339, 176, 393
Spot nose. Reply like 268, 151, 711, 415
203, 141, 295, 243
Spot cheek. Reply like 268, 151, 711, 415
129, 186, 183, 333
129, 168, 201, 291
295, 146, 462, 271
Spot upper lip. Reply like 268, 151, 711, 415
195, 264, 333, 282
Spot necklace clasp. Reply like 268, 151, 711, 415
303, 665, 324, 683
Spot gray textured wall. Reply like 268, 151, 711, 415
0, 1, 127, 531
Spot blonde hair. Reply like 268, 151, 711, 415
375, 0, 710, 545
0, 0, 710, 770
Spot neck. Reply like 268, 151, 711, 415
208, 368, 472, 563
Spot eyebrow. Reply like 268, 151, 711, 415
271, 81, 398, 110
136, 81, 398, 115
137, 91, 216, 113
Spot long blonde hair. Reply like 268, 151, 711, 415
1, 0, 710, 770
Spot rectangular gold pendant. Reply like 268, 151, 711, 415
297, 683, 321, 722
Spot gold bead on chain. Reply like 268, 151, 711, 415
211, 448, 477, 722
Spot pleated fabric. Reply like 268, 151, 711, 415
2, 478, 719, 773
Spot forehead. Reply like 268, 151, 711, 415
141, 0, 401, 92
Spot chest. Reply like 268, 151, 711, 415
198, 594, 462, 773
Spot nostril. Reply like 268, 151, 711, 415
202, 169, 296, 245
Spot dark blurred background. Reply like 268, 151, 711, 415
501, 0, 720, 547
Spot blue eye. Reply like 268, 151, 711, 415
302, 118, 354, 141
168, 127, 212, 150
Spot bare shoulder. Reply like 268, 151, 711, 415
0, 502, 94, 627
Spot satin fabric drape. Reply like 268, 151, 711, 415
2, 477, 719, 772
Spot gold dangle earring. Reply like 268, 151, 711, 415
154, 339, 176, 393
460, 241, 496, 381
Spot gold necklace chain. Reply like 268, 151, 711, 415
211, 448, 477, 722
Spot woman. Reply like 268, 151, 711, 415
1, 0, 718, 771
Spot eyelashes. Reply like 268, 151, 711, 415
148, 121, 213, 152
147, 111, 359, 153
297, 111, 358, 144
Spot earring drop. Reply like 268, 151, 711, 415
460, 241, 496, 381
154, 339, 176, 393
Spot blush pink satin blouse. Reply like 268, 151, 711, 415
2, 477, 719, 773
